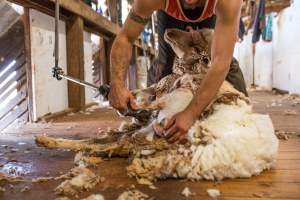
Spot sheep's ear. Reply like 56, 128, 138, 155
200, 29, 214, 54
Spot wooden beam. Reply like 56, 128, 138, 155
8, 0, 155, 55
23, 8, 34, 122
8, 0, 69, 20
98, 37, 113, 85
128, 46, 138, 90
57, 0, 120, 37
66, 15, 85, 111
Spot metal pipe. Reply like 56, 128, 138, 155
54, 0, 59, 68
59, 74, 99, 90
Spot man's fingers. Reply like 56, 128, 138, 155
178, 135, 188, 145
164, 124, 178, 139
168, 131, 182, 143
164, 117, 176, 130
153, 123, 164, 137
129, 95, 138, 110
116, 99, 130, 115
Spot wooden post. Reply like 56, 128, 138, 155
101, 0, 118, 85
99, 37, 112, 85
128, 46, 138, 90
23, 7, 34, 122
107, 0, 118, 24
66, 15, 85, 111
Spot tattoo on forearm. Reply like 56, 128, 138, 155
128, 9, 151, 25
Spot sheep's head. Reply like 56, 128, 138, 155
164, 28, 213, 73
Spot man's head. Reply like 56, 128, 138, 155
180, 0, 204, 9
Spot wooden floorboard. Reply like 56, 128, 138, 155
0, 91, 299, 200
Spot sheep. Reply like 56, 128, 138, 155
36, 28, 278, 183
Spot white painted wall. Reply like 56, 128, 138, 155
84, 31, 94, 104
30, 10, 94, 121
234, 1, 300, 93
272, 1, 300, 93
234, 34, 253, 86
254, 40, 273, 90
30, 9, 68, 121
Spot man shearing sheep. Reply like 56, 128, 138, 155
108, 0, 247, 143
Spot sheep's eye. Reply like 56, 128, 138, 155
202, 57, 209, 65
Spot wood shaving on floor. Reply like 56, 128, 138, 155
0, 172, 23, 183
253, 191, 271, 198
20, 186, 30, 192
136, 178, 157, 190
207, 189, 220, 199
181, 187, 195, 197
117, 189, 150, 200
55, 166, 100, 196
55, 197, 70, 200
284, 110, 298, 115
74, 152, 103, 167
275, 130, 290, 140
82, 194, 105, 200
32, 176, 54, 183
0, 187, 5, 192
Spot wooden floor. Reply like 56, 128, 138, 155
0, 91, 300, 200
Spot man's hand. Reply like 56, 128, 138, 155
153, 109, 197, 144
108, 85, 137, 114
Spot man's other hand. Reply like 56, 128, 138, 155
153, 109, 197, 144
108, 85, 138, 114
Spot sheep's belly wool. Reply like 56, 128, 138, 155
127, 100, 278, 181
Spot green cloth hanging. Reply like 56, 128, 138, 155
262, 14, 273, 42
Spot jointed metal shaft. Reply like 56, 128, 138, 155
55, 0, 59, 68
59, 74, 99, 90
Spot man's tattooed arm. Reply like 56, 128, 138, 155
128, 9, 151, 25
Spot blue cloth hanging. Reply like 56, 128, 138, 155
262, 14, 273, 42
